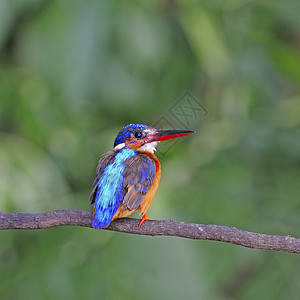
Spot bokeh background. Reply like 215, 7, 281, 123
1, 0, 300, 299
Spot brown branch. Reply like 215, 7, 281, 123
0, 209, 299, 254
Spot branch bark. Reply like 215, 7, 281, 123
0, 209, 299, 254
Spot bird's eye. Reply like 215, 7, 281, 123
134, 131, 145, 139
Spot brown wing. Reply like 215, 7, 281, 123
121, 153, 156, 210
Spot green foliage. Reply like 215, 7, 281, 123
0, 0, 299, 299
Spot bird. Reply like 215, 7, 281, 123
89, 123, 195, 229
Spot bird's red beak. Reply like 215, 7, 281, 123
147, 129, 195, 143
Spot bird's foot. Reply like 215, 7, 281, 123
139, 214, 150, 227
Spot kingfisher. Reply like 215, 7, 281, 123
89, 123, 195, 229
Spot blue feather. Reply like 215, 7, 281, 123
93, 148, 137, 228
140, 159, 155, 185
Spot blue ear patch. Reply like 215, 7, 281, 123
92, 148, 137, 228
113, 123, 148, 147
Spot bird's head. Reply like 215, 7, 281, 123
113, 123, 195, 153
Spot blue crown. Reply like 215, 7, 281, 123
114, 124, 149, 147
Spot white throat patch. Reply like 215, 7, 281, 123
139, 141, 159, 153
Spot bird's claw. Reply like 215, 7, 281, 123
139, 214, 150, 227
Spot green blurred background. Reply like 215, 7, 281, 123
0, 0, 300, 299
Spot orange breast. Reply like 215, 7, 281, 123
139, 152, 161, 215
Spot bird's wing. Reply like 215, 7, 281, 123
121, 153, 156, 210
89, 150, 116, 205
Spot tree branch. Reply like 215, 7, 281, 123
0, 209, 299, 254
